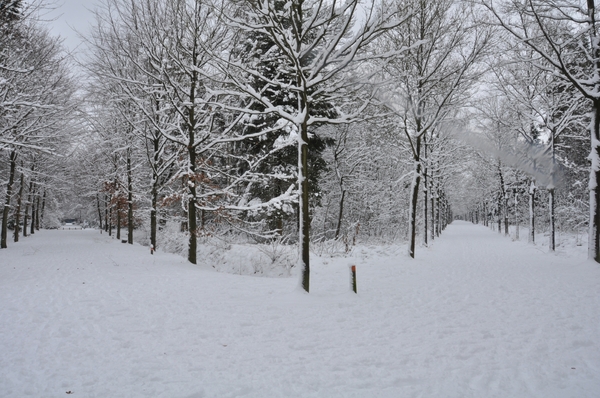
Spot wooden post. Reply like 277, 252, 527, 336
349, 265, 357, 293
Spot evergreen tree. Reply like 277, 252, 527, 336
235, 15, 335, 235
0, 0, 21, 24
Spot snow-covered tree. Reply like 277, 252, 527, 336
217, 0, 410, 291
482, 0, 600, 261
1, 6, 75, 248
380, 0, 492, 258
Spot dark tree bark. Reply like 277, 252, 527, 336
482, 201, 488, 227
529, 181, 536, 244
116, 200, 121, 240
40, 189, 46, 228
1, 150, 17, 249
549, 131, 556, 251
115, 177, 121, 240
408, 136, 422, 259
591, 100, 600, 260
108, 194, 113, 237
549, 188, 555, 250
127, 147, 133, 244
150, 136, 159, 250
96, 194, 103, 231
436, 191, 441, 236
29, 185, 35, 235
23, 164, 34, 237
23, 181, 32, 237
503, 194, 509, 236
14, 170, 24, 242
299, 119, 310, 291
105, 194, 109, 233
514, 191, 519, 240
186, 67, 198, 265
30, 185, 36, 235
334, 190, 345, 240
150, 182, 157, 249
423, 136, 428, 247
35, 193, 40, 231
430, 178, 435, 241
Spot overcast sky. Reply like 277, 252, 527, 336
45, 0, 99, 53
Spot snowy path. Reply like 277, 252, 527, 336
0, 222, 599, 397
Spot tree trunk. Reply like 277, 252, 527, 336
116, 200, 121, 240
40, 189, 46, 228
497, 162, 508, 236
588, 29, 600, 260
437, 191, 442, 234
186, 41, 199, 265
96, 194, 103, 231
549, 188, 555, 251
423, 136, 428, 246
23, 182, 32, 238
296, 48, 311, 291
482, 201, 487, 227
299, 117, 311, 291
514, 192, 519, 240
150, 182, 157, 250
529, 180, 536, 244
497, 206, 501, 233
14, 171, 24, 243
334, 189, 345, 240
127, 148, 133, 245
105, 194, 109, 233
504, 195, 509, 236
200, 170, 206, 232
408, 136, 422, 258
430, 186, 435, 241
149, 132, 159, 249
24, 166, 34, 237
423, 182, 428, 246
35, 193, 40, 231
108, 194, 113, 237
1, 150, 17, 249
30, 185, 36, 235
115, 176, 121, 240
187, 135, 198, 265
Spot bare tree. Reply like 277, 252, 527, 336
482, 0, 600, 261
1, 11, 75, 249
381, 0, 491, 258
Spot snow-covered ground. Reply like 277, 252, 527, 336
1, 221, 599, 397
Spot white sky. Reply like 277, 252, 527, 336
44, 0, 99, 53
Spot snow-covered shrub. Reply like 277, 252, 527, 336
43, 201, 63, 229
153, 222, 295, 277
255, 237, 296, 275
311, 237, 354, 257
156, 220, 188, 258
198, 236, 296, 277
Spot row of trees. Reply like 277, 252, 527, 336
1, 0, 76, 248
1, 0, 598, 292
77, 0, 485, 291
456, 0, 594, 254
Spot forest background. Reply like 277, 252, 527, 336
0, 0, 594, 290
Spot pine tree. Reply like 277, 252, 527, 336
234, 16, 335, 235
0, 0, 21, 24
